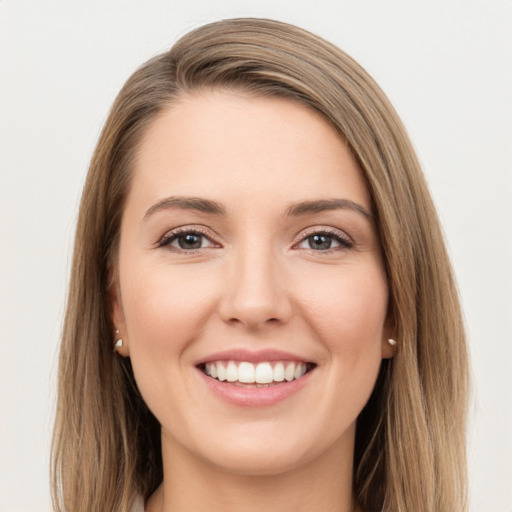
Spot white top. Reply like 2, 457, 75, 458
132, 495, 145, 512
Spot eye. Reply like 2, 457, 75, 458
295, 229, 352, 252
159, 229, 217, 251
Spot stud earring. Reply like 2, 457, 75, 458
114, 329, 123, 352
387, 338, 397, 346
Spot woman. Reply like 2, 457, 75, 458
51, 18, 469, 512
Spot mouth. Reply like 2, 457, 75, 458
197, 360, 316, 387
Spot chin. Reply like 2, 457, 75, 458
205, 444, 311, 477
185, 420, 348, 477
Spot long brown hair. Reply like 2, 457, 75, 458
51, 18, 468, 512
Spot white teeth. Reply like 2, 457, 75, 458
294, 363, 305, 380
273, 362, 285, 382
255, 362, 273, 384
238, 361, 255, 383
217, 363, 226, 381
284, 363, 295, 382
226, 361, 238, 382
203, 360, 310, 384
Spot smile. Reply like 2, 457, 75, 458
201, 360, 312, 386
195, 350, 317, 407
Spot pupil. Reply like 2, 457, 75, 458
179, 234, 202, 249
310, 234, 331, 250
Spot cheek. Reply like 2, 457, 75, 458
299, 268, 388, 353
122, 264, 219, 354
119, 266, 219, 421
315, 273, 387, 410
297, 264, 388, 410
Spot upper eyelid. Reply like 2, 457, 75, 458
158, 225, 220, 247
294, 225, 352, 242
156, 224, 352, 247
291, 227, 354, 253
160, 224, 216, 236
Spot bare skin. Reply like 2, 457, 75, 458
113, 90, 392, 512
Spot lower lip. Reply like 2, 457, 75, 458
197, 367, 314, 407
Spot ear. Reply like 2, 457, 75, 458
381, 310, 396, 360
108, 269, 130, 357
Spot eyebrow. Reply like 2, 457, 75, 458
144, 196, 227, 219
144, 196, 372, 221
285, 198, 372, 219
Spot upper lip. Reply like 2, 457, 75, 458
195, 349, 314, 365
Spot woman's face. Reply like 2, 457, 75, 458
113, 90, 392, 475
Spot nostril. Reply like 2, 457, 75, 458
225, 315, 282, 329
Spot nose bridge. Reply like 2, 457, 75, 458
220, 237, 291, 328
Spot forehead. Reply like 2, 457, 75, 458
129, 90, 371, 212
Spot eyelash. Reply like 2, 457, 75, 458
293, 227, 353, 253
157, 226, 353, 253
158, 227, 217, 252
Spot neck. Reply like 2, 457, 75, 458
146, 428, 358, 512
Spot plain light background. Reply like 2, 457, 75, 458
0, 1, 511, 511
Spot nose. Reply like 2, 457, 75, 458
218, 244, 293, 330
